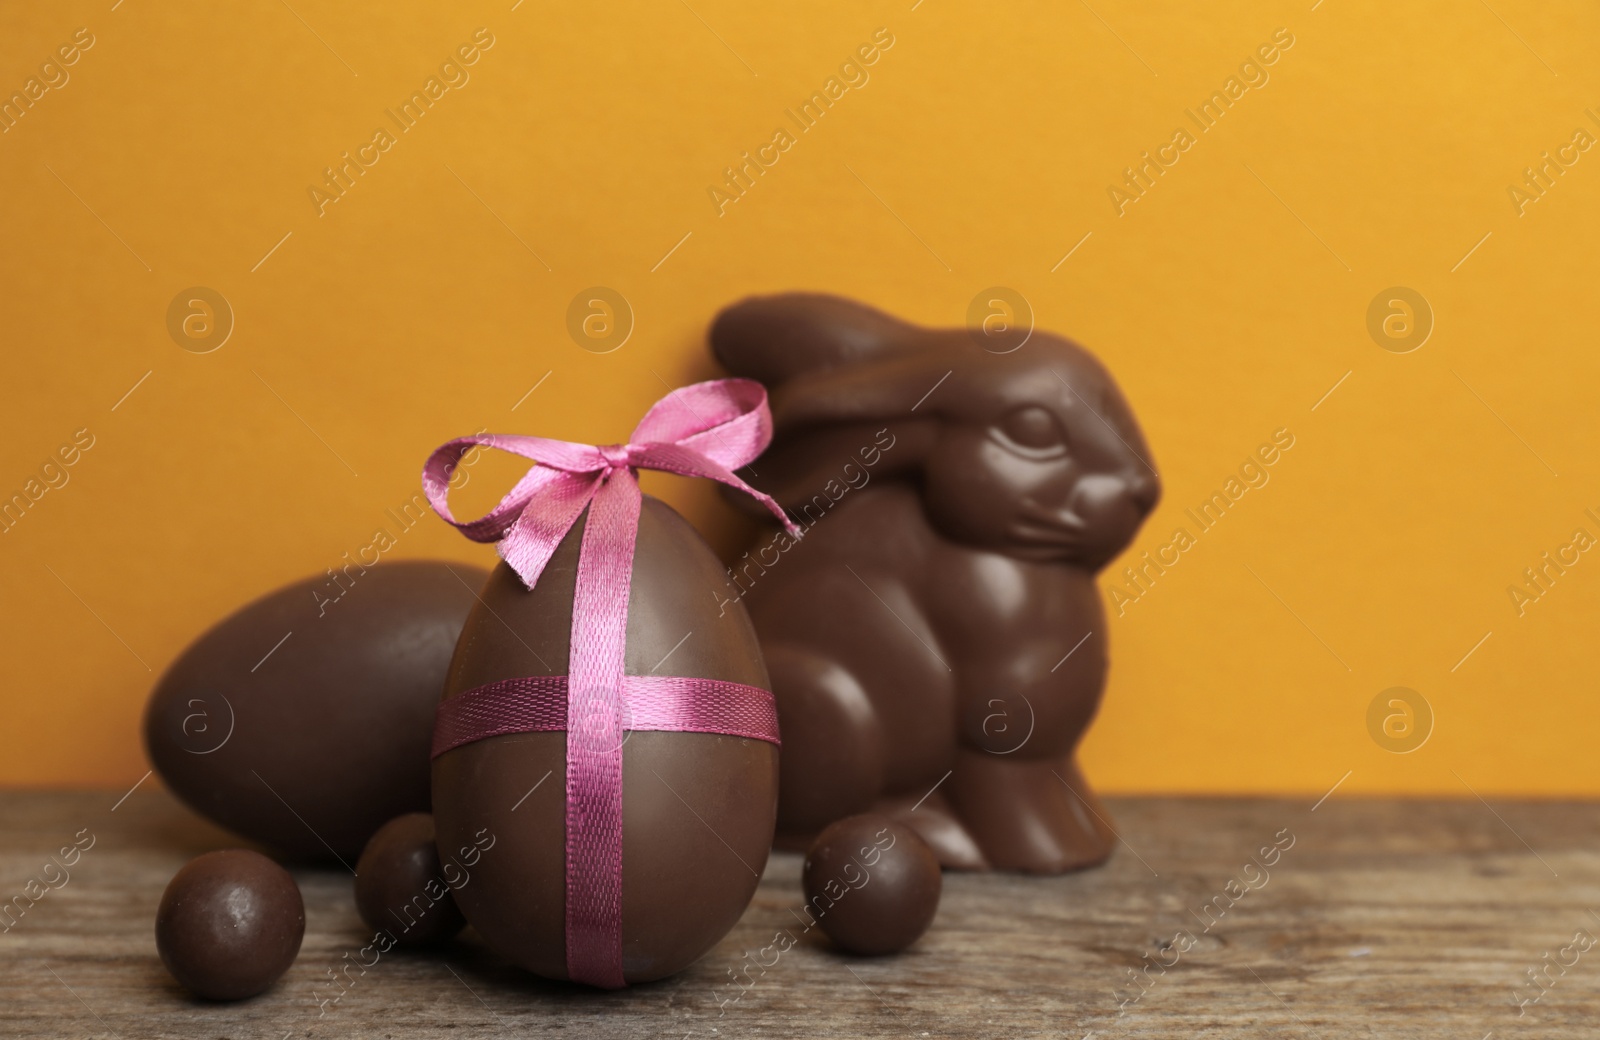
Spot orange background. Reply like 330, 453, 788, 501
3, 0, 1598, 796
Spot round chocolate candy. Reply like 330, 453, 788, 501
144, 560, 487, 862
354, 813, 465, 945
156, 849, 304, 1000
803, 814, 941, 955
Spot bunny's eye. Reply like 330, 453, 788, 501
993, 405, 1068, 458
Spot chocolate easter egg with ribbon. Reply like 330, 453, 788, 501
422, 380, 793, 987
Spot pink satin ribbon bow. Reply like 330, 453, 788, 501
421, 378, 798, 989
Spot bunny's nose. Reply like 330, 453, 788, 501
1126, 471, 1160, 514
1069, 472, 1159, 526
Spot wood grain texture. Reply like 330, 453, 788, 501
1, 790, 1596, 1038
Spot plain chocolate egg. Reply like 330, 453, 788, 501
156, 849, 304, 1000
804, 814, 941, 955
354, 812, 465, 945
432, 497, 778, 985
144, 560, 488, 863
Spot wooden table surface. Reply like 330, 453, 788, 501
1, 789, 1595, 1039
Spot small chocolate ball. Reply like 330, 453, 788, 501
803, 814, 941, 955
354, 813, 465, 945
156, 849, 304, 1000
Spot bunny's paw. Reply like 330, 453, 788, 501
944, 752, 1116, 873
873, 790, 988, 871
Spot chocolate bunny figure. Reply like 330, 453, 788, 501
711, 294, 1160, 873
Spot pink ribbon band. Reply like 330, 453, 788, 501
430, 674, 782, 759
421, 379, 799, 989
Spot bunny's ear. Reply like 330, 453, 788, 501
711, 293, 921, 387
770, 352, 966, 434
